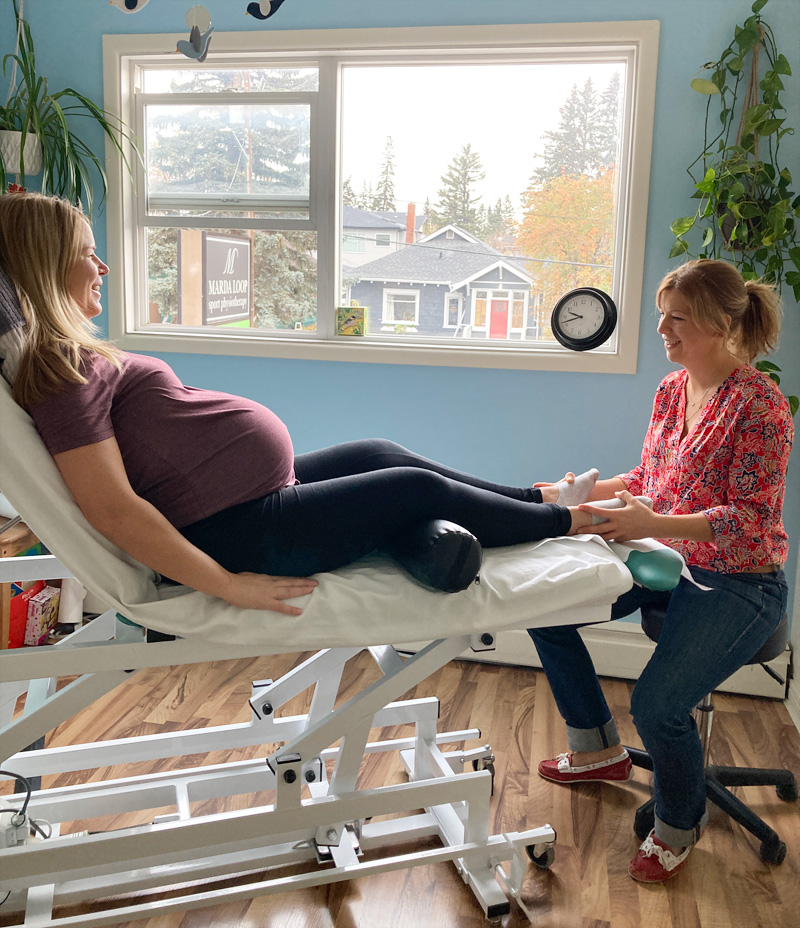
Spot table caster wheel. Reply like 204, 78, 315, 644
472, 757, 495, 796
526, 844, 555, 869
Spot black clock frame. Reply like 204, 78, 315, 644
550, 287, 617, 351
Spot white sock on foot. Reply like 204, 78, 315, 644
556, 468, 600, 506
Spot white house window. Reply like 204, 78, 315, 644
343, 234, 366, 253
382, 290, 419, 327
444, 294, 464, 328
104, 21, 658, 372
473, 290, 488, 330
511, 291, 527, 331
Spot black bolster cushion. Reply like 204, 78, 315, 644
385, 519, 482, 593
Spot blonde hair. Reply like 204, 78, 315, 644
656, 259, 782, 362
0, 192, 121, 408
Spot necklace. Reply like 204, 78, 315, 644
685, 383, 716, 417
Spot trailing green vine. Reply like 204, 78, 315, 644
669, 0, 800, 303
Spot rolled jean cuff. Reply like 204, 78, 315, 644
565, 718, 620, 753
654, 808, 709, 849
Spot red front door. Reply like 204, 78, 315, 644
489, 298, 508, 339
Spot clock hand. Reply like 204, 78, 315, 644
565, 312, 583, 321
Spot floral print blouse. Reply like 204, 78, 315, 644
618, 365, 793, 573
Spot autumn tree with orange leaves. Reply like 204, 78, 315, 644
517, 169, 616, 333
518, 74, 621, 337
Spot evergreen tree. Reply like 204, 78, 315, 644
475, 203, 489, 239
342, 176, 357, 206
147, 229, 179, 323
501, 196, 516, 232
374, 136, 396, 211
356, 181, 376, 211
434, 143, 485, 233
422, 197, 437, 235
531, 76, 623, 184
252, 230, 317, 330
594, 71, 622, 169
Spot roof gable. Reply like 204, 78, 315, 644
419, 224, 482, 246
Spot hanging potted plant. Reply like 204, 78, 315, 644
668, 0, 798, 415
668, 0, 799, 297
0, 0, 140, 214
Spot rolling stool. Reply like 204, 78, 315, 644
625, 606, 797, 864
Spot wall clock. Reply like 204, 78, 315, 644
550, 287, 617, 351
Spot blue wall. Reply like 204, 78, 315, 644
3, 0, 799, 613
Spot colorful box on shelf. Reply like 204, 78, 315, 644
24, 584, 61, 646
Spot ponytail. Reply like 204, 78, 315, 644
738, 280, 781, 362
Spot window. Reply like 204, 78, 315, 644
343, 234, 365, 253
382, 290, 419, 328
511, 292, 527, 331
444, 294, 464, 328
104, 21, 658, 372
473, 292, 487, 330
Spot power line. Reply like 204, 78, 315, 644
342, 232, 613, 270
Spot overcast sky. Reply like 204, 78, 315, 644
145, 59, 624, 217
341, 61, 624, 217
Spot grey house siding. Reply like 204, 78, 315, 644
350, 280, 452, 337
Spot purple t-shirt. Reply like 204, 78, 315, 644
30, 352, 296, 528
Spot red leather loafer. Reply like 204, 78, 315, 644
629, 830, 693, 883
538, 751, 633, 784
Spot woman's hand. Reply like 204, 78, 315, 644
222, 572, 318, 615
579, 490, 660, 542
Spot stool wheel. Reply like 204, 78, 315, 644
759, 836, 787, 865
776, 781, 798, 802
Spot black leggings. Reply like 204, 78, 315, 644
180, 440, 571, 576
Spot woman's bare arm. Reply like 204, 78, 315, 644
586, 477, 628, 502
580, 490, 714, 543
54, 438, 317, 614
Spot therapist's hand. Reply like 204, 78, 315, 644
579, 491, 660, 543
223, 572, 318, 615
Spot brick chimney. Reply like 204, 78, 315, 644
405, 203, 416, 244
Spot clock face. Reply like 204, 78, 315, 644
551, 288, 617, 351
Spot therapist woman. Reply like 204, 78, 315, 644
529, 259, 793, 883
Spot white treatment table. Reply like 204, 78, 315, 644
0, 377, 672, 926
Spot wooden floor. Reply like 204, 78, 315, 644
3, 651, 799, 928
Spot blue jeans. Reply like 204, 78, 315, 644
528, 565, 787, 848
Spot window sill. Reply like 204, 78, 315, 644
113, 327, 635, 373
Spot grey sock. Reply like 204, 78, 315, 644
556, 468, 600, 506
591, 496, 653, 524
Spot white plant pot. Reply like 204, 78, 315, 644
0, 129, 43, 176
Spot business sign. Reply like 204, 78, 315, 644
202, 233, 252, 325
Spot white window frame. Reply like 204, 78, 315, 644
103, 21, 659, 373
382, 289, 420, 327
472, 290, 489, 332
343, 234, 366, 253
510, 291, 528, 333
443, 293, 464, 330
375, 233, 392, 248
